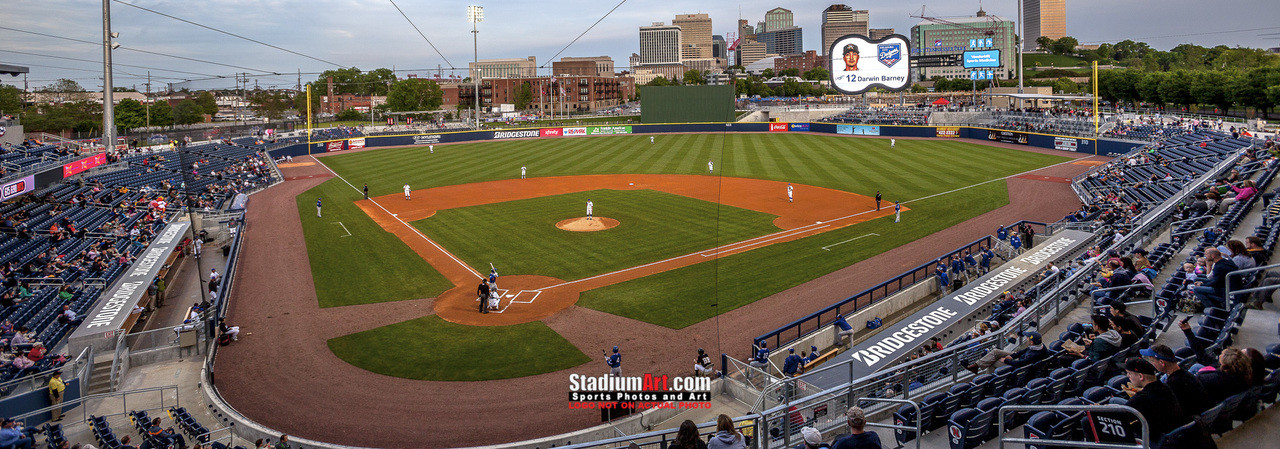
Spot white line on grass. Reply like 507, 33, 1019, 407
821, 233, 879, 251
312, 158, 482, 279
330, 221, 352, 237
701, 225, 829, 257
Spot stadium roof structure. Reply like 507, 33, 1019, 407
983, 92, 1095, 101
0, 64, 30, 77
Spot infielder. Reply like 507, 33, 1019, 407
521, 166, 527, 179
586, 200, 593, 220
708, 160, 714, 174
316, 198, 322, 217
404, 183, 411, 200
606, 346, 622, 376
894, 201, 901, 222
787, 183, 794, 202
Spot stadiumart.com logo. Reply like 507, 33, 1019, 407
567, 373, 712, 410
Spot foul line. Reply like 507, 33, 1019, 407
311, 158, 483, 280
330, 221, 352, 237
701, 225, 829, 257
822, 233, 879, 251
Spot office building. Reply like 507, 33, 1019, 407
821, 5, 869, 55
552, 56, 615, 77
869, 28, 896, 40
738, 40, 769, 67
764, 7, 793, 32
673, 13, 713, 59
910, 8, 1016, 80
638, 23, 682, 65
756, 27, 803, 56
1024, 0, 1067, 43
712, 35, 726, 58
468, 56, 537, 79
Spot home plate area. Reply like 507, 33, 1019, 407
479, 289, 543, 313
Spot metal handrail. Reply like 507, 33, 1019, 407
1224, 261, 1280, 302
9, 385, 180, 425
997, 404, 1150, 449
855, 397, 922, 449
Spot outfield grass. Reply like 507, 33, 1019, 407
295, 179, 453, 307
579, 182, 1010, 328
315, 134, 1070, 326
327, 316, 591, 381
412, 189, 779, 280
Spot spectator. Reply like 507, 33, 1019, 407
966, 330, 1046, 374
1219, 180, 1257, 212
1109, 302, 1144, 336
1066, 314, 1122, 362
118, 436, 136, 449
0, 419, 34, 449
58, 305, 83, 326
1195, 347, 1252, 404
707, 415, 745, 449
1225, 240, 1255, 270
798, 427, 828, 449
1244, 348, 1267, 387
147, 418, 186, 449
1141, 344, 1209, 415
831, 407, 881, 449
48, 371, 66, 421
670, 420, 707, 449
1121, 358, 1189, 440
1194, 247, 1238, 309
272, 435, 290, 449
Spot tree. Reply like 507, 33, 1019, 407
682, 69, 706, 85
195, 91, 219, 116
248, 90, 292, 120
1051, 36, 1079, 56
1053, 77, 1079, 94
910, 83, 927, 93
1193, 70, 1234, 112
1158, 70, 1196, 108
295, 85, 321, 117
148, 101, 173, 127
1229, 66, 1280, 117
173, 100, 204, 125
1136, 71, 1168, 106
38, 79, 91, 103
778, 68, 800, 77
802, 67, 829, 81
0, 84, 22, 115
336, 108, 364, 121
645, 76, 671, 87
761, 68, 775, 79
514, 82, 534, 110
114, 98, 146, 132
385, 78, 443, 112
1036, 36, 1053, 52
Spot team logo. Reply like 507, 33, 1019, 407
878, 43, 902, 67
934, 40, 943, 47
949, 425, 962, 442
0, 126, 6, 137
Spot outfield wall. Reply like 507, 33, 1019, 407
271, 123, 1144, 161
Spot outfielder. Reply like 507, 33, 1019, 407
787, 183, 794, 202
606, 346, 622, 376
521, 166, 527, 179
586, 200, 593, 220
404, 183, 411, 200
429, 144, 434, 154
894, 201, 901, 222
316, 198, 322, 217
891, 138, 896, 148
650, 136, 654, 144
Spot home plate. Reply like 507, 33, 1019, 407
505, 294, 515, 298
817, 221, 823, 224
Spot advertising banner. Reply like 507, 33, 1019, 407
1, 175, 36, 201
62, 153, 107, 178
962, 50, 1002, 68
829, 34, 913, 94
492, 129, 540, 139
540, 128, 563, 137
587, 126, 632, 135
988, 129, 1029, 145
789, 123, 810, 132
563, 127, 587, 136
326, 141, 345, 151
852, 125, 881, 136
412, 134, 442, 145
348, 138, 366, 150
769, 123, 789, 132
1054, 137, 1079, 152
836, 124, 854, 135
936, 127, 961, 138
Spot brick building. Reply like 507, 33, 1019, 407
774, 50, 825, 72
442, 76, 635, 113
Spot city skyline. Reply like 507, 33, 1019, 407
2, 0, 1277, 91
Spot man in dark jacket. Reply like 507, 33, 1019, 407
1142, 344, 1209, 415
1122, 358, 1189, 441
1002, 331, 1050, 368
1195, 247, 1238, 309
477, 280, 490, 314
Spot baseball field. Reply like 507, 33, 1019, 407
295, 132, 1071, 381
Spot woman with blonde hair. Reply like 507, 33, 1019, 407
1195, 347, 1252, 404
706, 414, 745, 449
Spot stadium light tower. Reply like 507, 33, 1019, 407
102, 0, 117, 151
467, 5, 483, 130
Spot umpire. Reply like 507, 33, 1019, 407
477, 280, 490, 314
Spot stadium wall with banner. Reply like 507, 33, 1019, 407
276, 123, 1144, 160
638, 85, 736, 124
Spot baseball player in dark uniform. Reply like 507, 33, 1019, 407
875, 191, 882, 210
607, 346, 622, 376
477, 280, 490, 314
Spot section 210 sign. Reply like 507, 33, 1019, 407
829, 34, 912, 94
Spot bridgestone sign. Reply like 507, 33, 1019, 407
492, 130, 539, 139
807, 230, 1093, 387
70, 222, 189, 346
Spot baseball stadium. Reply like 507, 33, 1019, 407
4, 2, 1280, 449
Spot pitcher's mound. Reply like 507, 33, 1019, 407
556, 217, 619, 232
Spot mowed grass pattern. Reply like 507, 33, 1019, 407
412, 189, 779, 280
295, 179, 453, 307
327, 316, 591, 381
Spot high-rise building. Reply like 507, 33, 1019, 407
821, 5, 869, 56
638, 22, 682, 65
711, 35, 726, 58
764, 7, 793, 32
673, 13, 712, 60
468, 56, 537, 79
910, 9, 1016, 80
756, 27, 803, 56
738, 40, 768, 67
1024, 0, 1067, 44
869, 28, 896, 40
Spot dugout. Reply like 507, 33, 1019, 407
639, 85, 735, 124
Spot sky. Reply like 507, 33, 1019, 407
2, 0, 1277, 91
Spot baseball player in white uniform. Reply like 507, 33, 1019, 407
708, 160, 714, 174
787, 183, 794, 203
521, 166, 527, 179
404, 184, 411, 200
586, 200, 594, 220
650, 136, 654, 144
429, 144, 434, 154
895, 201, 902, 223
891, 138, 896, 148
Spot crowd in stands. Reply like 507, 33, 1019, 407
1104, 115, 1246, 141
987, 108, 1109, 137
827, 107, 931, 126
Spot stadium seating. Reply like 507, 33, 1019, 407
826, 107, 931, 125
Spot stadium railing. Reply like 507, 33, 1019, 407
0, 345, 91, 398
996, 404, 1151, 449
8, 384, 179, 429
